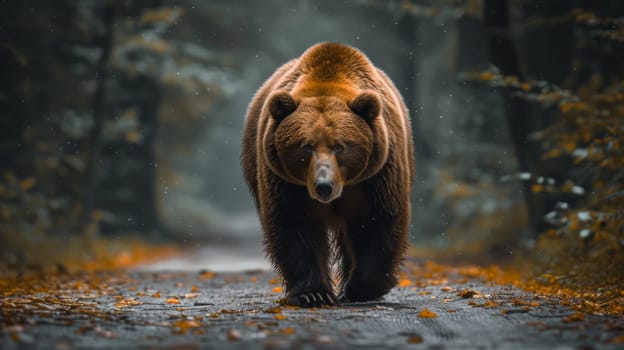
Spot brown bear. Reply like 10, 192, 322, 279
241, 42, 415, 307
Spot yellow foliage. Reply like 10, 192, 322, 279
138, 7, 184, 25
19, 177, 36, 191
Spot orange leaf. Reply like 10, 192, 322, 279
398, 279, 412, 287
280, 327, 296, 335
563, 312, 585, 323
418, 308, 438, 318
166, 297, 180, 305
199, 271, 215, 279
275, 314, 286, 320
264, 307, 282, 314
172, 319, 201, 334
272, 286, 283, 293
407, 335, 423, 344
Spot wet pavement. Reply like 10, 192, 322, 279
1, 257, 623, 349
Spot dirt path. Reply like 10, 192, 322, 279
1, 259, 623, 349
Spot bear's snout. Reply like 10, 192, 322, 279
309, 159, 342, 203
315, 180, 333, 201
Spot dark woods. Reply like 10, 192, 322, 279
0, 1, 212, 243
0, 0, 623, 289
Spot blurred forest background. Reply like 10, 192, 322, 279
0, 0, 622, 293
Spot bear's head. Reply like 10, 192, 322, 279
263, 90, 388, 203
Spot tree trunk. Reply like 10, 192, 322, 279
483, 0, 547, 235
81, 4, 115, 228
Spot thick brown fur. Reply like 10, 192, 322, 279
241, 43, 415, 307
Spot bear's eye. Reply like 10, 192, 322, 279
302, 144, 313, 154
332, 144, 345, 153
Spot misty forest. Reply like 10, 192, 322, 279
1, 1, 623, 349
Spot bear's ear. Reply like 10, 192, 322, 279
268, 91, 297, 123
349, 91, 381, 123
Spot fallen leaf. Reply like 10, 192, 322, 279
114, 297, 141, 309
483, 300, 497, 308
398, 279, 413, 287
166, 298, 180, 305
219, 308, 239, 314
172, 319, 201, 334
563, 312, 585, 323
418, 308, 438, 318
190, 285, 199, 293
152, 292, 161, 298
280, 327, 296, 335
199, 271, 215, 279
407, 335, 423, 344
264, 307, 282, 314
272, 286, 283, 293
275, 314, 286, 320
457, 289, 481, 298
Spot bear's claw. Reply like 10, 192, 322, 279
286, 291, 336, 307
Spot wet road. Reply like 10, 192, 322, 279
1, 256, 623, 349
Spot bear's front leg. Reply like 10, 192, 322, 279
260, 180, 336, 307
341, 208, 409, 302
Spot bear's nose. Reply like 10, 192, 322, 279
315, 181, 333, 200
